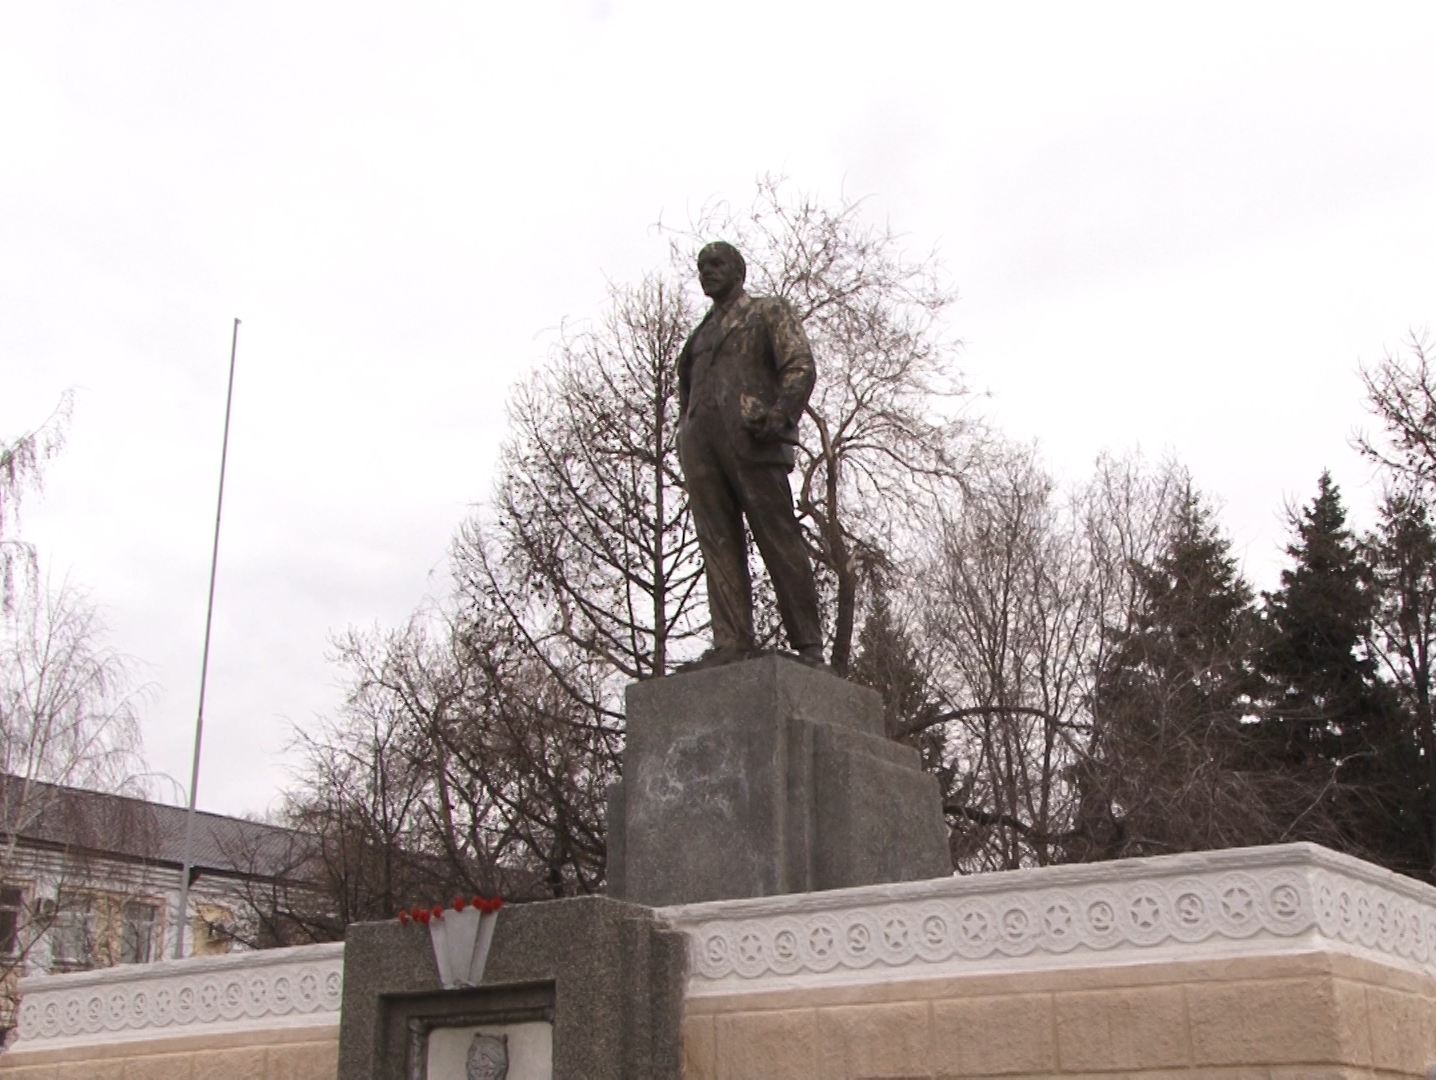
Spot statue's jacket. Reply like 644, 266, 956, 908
676, 292, 816, 471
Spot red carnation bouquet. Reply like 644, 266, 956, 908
397, 895, 504, 925
396, 895, 504, 988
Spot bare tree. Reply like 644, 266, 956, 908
1061, 451, 1189, 858
462, 180, 972, 693
896, 447, 1228, 871
1350, 333, 1436, 874
2, 402, 147, 888
255, 592, 621, 941
1, 394, 72, 611
1362, 491, 1436, 874
0, 580, 147, 1017
279, 183, 978, 906
270, 275, 698, 922
0, 582, 143, 797
1356, 332, 1436, 493
906, 445, 1093, 869
455, 274, 707, 704
257, 689, 435, 943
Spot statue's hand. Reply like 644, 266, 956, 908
746, 406, 792, 444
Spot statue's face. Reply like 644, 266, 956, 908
697, 248, 742, 300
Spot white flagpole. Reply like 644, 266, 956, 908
174, 317, 240, 959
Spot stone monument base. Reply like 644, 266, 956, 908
5, 845, 1435, 1078
338, 895, 684, 1079
606, 654, 951, 908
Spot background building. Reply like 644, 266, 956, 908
0, 776, 317, 1040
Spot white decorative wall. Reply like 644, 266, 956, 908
14, 940, 343, 1052
660, 842, 1436, 997
10, 842, 1436, 1078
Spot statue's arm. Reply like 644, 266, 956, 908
676, 336, 693, 419
767, 299, 816, 427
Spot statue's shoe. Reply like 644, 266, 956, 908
672, 645, 829, 674
793, 645, 826, 668
673, 645, 753, 673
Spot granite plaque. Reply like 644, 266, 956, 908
395, 984, 553, 1080
420, 1020, 552, 1080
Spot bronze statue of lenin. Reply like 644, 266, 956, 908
677, 241, 824, 667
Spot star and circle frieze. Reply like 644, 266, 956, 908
672, 853, 1436, 987
17, 948, 344, 1044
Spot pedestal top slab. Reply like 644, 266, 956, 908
626, 653, 884, 738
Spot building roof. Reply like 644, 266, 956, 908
0, 776, 315, 884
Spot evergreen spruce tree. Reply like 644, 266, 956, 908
1085, 486, 1284, 857
1259, 472, 1387, 764
1258, 472, 1412, 870
1100, 486, 1262, 742
850, 587, 945, 757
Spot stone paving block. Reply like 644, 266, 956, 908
266, 1041, 337, 1080
1365, 983, 1431, 1076
192, 1046, 267, 1080
120, 1054, 191, 1080
714, 1008, 816, 1080
54, 1061, 121, 1080
932, 993, 1055, 1076
1053, 1071, 1270, 1080
1331, 975, 1375, 1067
686, 1014, 718, 1080
1422, 989, 1436, 1064
1054, 985, 1190, 1071
814, 1001, 932, 1078
1188, 977, 1348, 1066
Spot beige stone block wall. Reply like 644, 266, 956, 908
684, 952, 1436, 1079
0, 1025, 337, 1080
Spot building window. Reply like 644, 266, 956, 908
49, 891, 160, 971
0, 886, 23, 957
120, 901, 157, 964
50, 894, 97, 972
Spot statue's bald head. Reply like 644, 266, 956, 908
697, 242, 746, 301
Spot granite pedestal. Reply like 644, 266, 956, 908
337, 896, 685, 1079
607, 653, 950, 907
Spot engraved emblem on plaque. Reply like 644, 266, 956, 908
466, 1033, 508, 1080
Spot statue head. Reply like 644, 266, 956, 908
697, 241, 746, 301
465, 1033, 508, 1080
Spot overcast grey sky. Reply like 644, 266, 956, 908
3, 2, 1434, 818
